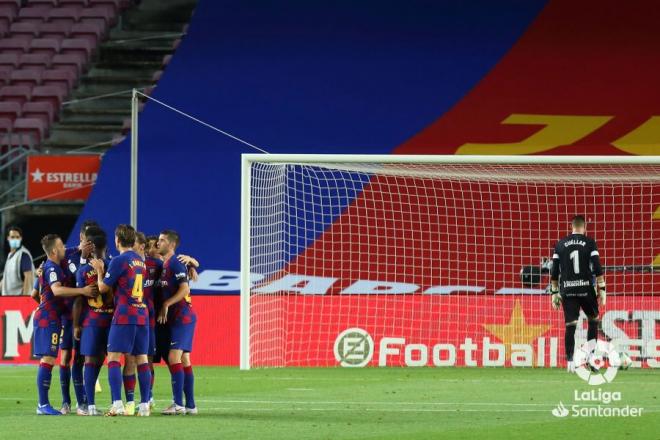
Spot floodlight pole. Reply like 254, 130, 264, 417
130, 88, 138, 228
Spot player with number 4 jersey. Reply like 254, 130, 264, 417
91, 224, 152, 417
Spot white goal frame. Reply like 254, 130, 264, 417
240, 154, 660, 370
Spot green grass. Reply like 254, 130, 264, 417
1, 366, 659, 439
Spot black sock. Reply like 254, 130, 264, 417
565, 324, 577, 361
588, 320, 599, 341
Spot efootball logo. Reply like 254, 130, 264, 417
334, 328, 374, 367
573, 339, 622, 386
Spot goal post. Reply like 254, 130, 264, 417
240, 154, 660, 370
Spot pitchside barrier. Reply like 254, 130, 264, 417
1, 295, 659, 367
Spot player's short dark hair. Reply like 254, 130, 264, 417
572, 215, 586, 228
135, 231, 146, 245
89, 234, 107, 254
81, 219, 99, 233
41, 234, 60, 254
84, 225, 106, 240
7, 225, 22, 237
146, 235, 158, 244
115, 224, 136, 247
160, 229, 180, 248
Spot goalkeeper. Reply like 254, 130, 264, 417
549, 215, 606, 373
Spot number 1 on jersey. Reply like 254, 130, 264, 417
132, 273, 144, 302
569, 250, 580, 274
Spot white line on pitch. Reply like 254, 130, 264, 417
181, 407, 660, 414
191, 399, 659, 408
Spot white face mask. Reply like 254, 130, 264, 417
8, 238, 21, 249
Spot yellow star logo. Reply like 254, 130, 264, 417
482, 299, 551, 363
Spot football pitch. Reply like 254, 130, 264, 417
1, 366, 659, 439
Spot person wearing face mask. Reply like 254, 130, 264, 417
1, 226, 35, 296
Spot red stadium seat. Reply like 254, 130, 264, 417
0, 53, 20, 70
26, 0, 59, 6
48, 7, 82, 27
60, 0, 90, 7
0, 85, 32, 105
61, 38, 94, 62
0, 70, 9, 85
0, 118, 12, 136
9, 69, 42, 87
0, 133, 34, 150
40, 22, 71, 39
0, 20, 8, 39
70, 22, 105, 45
17, 7, 50, 25
52, 53, 86, 76
88, 0, 119, 14
19, 53, 51, 70
0, 0, 20, 17
80, 6, 116, 27
9, 22, 41, 38
22, 101, 56, 125
0, 102, 21, 123
41, 69, 75, 90
32, 84, 68, 108
0, 37, 33, 54
13, 117, 46, 144
30, 38, 62, 56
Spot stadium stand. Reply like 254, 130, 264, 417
0, 0, 196, 206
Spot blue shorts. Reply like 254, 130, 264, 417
107, 324, 149, 355
148, 324, 156, 356
153, 323, 170, 363
169, 321, 196, 353
59, 319, 73, 350
59, 319, 81, 352
33, 324, 61, 358
80, 326, 110, 357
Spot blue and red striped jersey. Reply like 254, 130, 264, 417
144, 256, 163, 327
77, 259, 113, 328
160, 256, 196, 325
59, 257, 77, 322
34, 259, 65, 328
103, 250, 148, 326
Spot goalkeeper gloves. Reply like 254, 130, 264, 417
550, 288, 561, 310
597, 283, 606, 306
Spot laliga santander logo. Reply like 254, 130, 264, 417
573, 339, 622, 386
333, 328, 374, 367
551, 402, 570, 418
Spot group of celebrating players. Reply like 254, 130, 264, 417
32, 220, 198, 416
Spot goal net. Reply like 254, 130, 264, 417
241, 155, 660, 370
